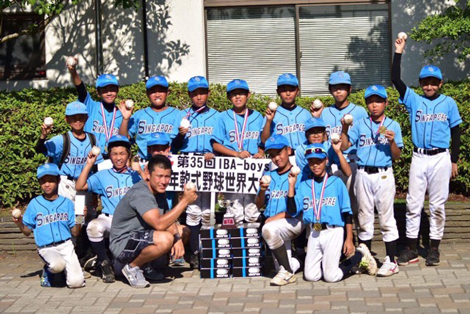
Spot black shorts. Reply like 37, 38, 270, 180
116, 230, 154, 264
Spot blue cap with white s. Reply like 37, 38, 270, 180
227, 79, 249, 93
147, 133, 171, 147
65, 101, 88, 116
188, 76, 209, 92
146, 76, 169, 90
277, 73, 299, 87
96, 74, 119, 88
37, 163, 60, 179
305, 143, 328, 160
305, 118, 326, 134
107, 135, 131, 150
265, 134, 290, 151
329, 71, 352, 85
419, 65, 443, 80
364, 85, 388, 99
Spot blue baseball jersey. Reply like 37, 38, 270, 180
262, 105, 312, 150
128, 107, 180, 158
399, 87, 462, 149
87, 168, 141, 215
45, 132, 104, 179
261, 170, 289, 218
295, 141, 340, 174
293, 175, 351, 226
82, 93, 123, 153
23, 195, 75, 247
321, 103, 368, 157
348, 117, 403, 167
177, 107, 220, 153
212, 109, 263, 155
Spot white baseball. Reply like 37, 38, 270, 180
290, 166, 301, 176
186, 181, 196, 191
268, 102, 278, 111
313, 99, 324, 109
344, 114, 353, 125
66, 57, 77, 67
12, 208, 22, 219
91, 146, 101, 156
125, 99, 134, 110
398, 32, 408, 40
261, 175, 271, 184
180, 118, 191, 128
331, 133, 340, 144
44, 117, 54, 127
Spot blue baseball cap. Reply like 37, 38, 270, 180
419, 65, 443, 80
107, 135, 131, 150
329, 71, 352, 85
96, 74, 119, 88
305, 118, 326, 134
364, 85, 388, 99
65, 101, 88, 116
146, 76, 169, 90
227, 79, 249, 93
265, 134, 290, 151
188, 76, 209, 92
305, 143, 328, 160
147, 133, 171, 147
37, 163, 60, 179
277, 73, 299, 87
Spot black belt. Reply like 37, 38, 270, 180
38, 239, 69, 249
66, 175, 77, 181
104, 213, 111, 217
313, 223, 336, 231
358, 166, 389, 174
413, 147, 447, 156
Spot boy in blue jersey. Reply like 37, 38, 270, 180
67, 59, 123, 158
172, 76, 220, 269
119, 76, 180, 162
76, 135, 141, 283
393, 37, 462, 267
13, 163, 85, 288
255, 134, 304, 286
261, 73, 312, 151
212, 79, 264, 224
341, 85, 403, 277
287, 143, 376, 282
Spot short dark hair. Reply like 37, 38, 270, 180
147, 155, 172, 173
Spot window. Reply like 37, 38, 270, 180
0, 14, 46, 80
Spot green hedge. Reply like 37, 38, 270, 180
1, 81, 469, 208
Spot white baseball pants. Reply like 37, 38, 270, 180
406, 151, 451, 240
58, 176, 93, 216
86, 214, 113, 242
355, 168, 399, 242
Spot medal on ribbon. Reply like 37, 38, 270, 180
233, 109, 249, 153
100, 104, 117, 146
311, 174, 328, 232
370, 116, 386, 139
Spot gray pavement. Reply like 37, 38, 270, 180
0, 243, 470, 313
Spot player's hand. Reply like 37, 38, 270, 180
66, 56, 78, 72
86, 150, 98, 165
331, 138, 342, 152
451, 162, 458, 178
384, 130, 395, 142
253, 151, 264, 159
182, 185, 198, 204
287, 171, 298, 186
395, 38, 406, 54
204, 152, 214, 160
178, 126, 189, 136
40, 123, 52, 139
237, 150, 251, 159
12, 216, 22, 224
171, 238, 185, 260
309, 103, 324, 118
343, 239, 355, 257
259, 179, 270, 191
131, 155, 141, 171
118, 100, 133, 120
265, 108, 275, 121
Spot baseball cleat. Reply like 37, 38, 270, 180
425, 249, 440, 266
40, 266, 53, 287
122, 264, 150, 288
83, 255, 98, 272
357, 244, 378, 275
270, 266, 297, 286
397, 247, 419, 266
190, 252, 200, 270
99, 260, 115, 283
377, 256, 399, 277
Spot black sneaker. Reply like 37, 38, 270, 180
99, 260, 115, 283
190, 253, 199, 270
426, 249, 440, 266
397, 247, 419, 266
83, 255, 98, 272
142, 264, 164, 282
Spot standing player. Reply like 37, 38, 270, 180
393, 37, 462, 266
119, 76, 180, 163
12, 163, 85, 288
75, 135, 141, 283
261, 73, 312, 151
212, 79, 264, 224
341, 85, 402, 276
255, 134, 304, 286
172, 76, 220, 269
287, 143, 376, 282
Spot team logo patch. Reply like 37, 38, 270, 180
195, 77, 201, 82
372, 85, 378, 90
428, 67, 434, 72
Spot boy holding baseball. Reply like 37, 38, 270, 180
341, 85, 403, 276
13, 163, 85, 288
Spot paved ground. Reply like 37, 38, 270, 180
0, 243, 470, 314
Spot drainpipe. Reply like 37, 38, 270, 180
142, 0, 149, 79
95, 0, 104, 75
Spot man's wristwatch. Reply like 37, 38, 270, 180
173, 233, 182, 242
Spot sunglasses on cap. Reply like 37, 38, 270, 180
305, 147, 327, 155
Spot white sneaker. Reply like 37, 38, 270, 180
356, 244, 378, 276
122, 264, 150, 288
270, 266, 296, 286
377, 256, 399, 277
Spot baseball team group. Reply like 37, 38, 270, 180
11, 36, 461, 289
